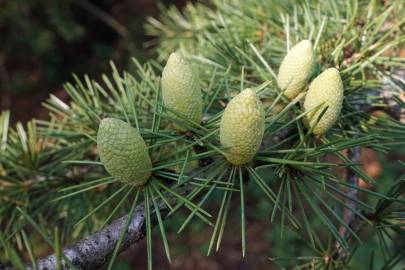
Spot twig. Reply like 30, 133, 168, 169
28, 204, 149, 270
0, 55, 12, 110
69, 0, 129, 37
365, 68, 405, 124
335, 146, 361, 260
270, 126, 297, 145
12, 185, 192, 270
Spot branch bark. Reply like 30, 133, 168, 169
29, 204, 148, 270
334, 146, 361, 260
17, 185, 192, 270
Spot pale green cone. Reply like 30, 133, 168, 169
303, 68, 344, 135
220, 88, 265, 165
277, 40, 314, 99
97, 118, 152, 186
161, 52, 203, 132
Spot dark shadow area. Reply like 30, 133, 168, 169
0, 0, 188, 122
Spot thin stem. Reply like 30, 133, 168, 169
335, 146, 361, 260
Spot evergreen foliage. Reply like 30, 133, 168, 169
1, 0, 405, 269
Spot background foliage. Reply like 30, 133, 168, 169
0, 0, 185, 121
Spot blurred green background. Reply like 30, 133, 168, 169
0, 0, 187, 122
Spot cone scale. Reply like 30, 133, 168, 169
220, 89, 265, 165
303, 68, 344, 135
161, 52, 203, 132
277, 40, 315, 99
97, 118, 152, 186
